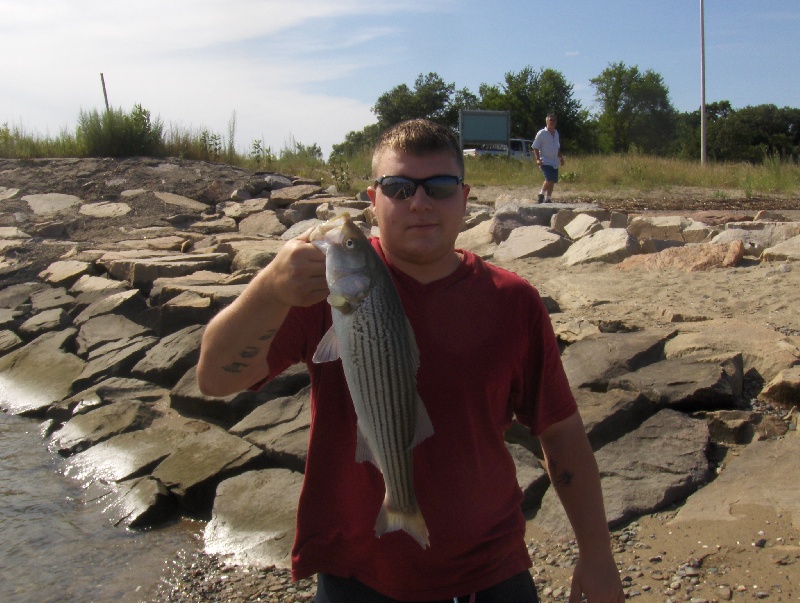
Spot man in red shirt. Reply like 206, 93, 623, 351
197, 119, 623, 603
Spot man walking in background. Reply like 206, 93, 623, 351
533, 113, 565, 203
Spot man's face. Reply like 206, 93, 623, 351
367, 149, 469, 279
546, 117, 557, 132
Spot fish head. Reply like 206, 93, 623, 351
309, 214, 377, 311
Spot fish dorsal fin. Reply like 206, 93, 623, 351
355, 424, 380, 468
312, 326, 340, 363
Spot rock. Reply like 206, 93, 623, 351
68, 274, 129, 308
269, 184, 324, 206
761, 234, 800, 261
47, 376, 170, 423
171, 364, 311, 426
145, 290, 214, 335
219, 198, 270, 220
190, 216, 239, 235
607, 354, 743, 411
71, 333, 159, 392
18, 307, 72, 337
99, 251, 232, 287
50, 399, 162, 456
535, 409, 711, 537
563, 228, 639, 266
151, 425, 267, 514
75, 314, 150, 355
758, 366, 800, 408
561, 329, 676, 390
0, 329, 85, 417
490, 204, 555, 243
72, 289, 148, 325
23, 192, 83, 215
30, 286, 74, 312
131, 324, 204, 387
627, 216, 695, 243
671, 433, 800, 531
0, 329, 23, 354
664, 318, 800, 383
101, 476, 177, 528
79, 201, 132, 218
619, 241, 744, 271
574, 389, 655, 450
64, 414, 211, 483
564, 213, 603, 240
237, 212, 286, 239
0, 226, 31, 239
38, 260, 93, 287
712, 222, 800, 257
494, 225, 570, 261
455, 220, 494, 256
231, 386, 311, 473
204, 469, 304, 568
153, 191, 208, 211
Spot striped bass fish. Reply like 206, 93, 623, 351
309, 214, 433, 549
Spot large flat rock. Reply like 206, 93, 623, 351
670, 431, 800, 531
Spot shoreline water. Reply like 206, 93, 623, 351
0, 410, 201, 603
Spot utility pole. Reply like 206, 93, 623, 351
100, 73, 110, 112
700, 0, 707, 165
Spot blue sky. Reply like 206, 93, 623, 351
1, 0, 798, 158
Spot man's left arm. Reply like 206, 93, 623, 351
539, 411, 624, 603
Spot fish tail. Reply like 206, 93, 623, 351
374, 502, 430, 549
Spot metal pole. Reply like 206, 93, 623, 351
700, 0, 707, 165
100, 73, 110, 112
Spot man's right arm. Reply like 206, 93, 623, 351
196, 232, 328, 397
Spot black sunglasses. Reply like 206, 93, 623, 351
375, 175, 463, 200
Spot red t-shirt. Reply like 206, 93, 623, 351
262, 239, 577, 601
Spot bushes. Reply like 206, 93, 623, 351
76, 104, 164, 157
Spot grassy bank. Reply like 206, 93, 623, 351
2, 120, 798, 199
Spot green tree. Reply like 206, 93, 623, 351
477, 66, 590, 154
590, 62, 675, 154
333, 72, 475, 159
673, 100, 733, 159
373, 72, 457, 127
708, 104, 800, 162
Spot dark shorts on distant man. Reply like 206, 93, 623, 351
540, 165, 559, 183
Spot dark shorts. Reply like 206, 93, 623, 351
314, 570, 540, 603
540, 165, 559, 183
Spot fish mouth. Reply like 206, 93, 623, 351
309, 213, 350, 245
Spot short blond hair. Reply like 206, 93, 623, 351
372, 119, 464, 178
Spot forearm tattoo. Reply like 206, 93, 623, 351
548, 459, 575, 488
221, 329, 277, 374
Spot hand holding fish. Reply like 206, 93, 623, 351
257, 227, 330, 309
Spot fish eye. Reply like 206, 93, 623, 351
345, 238, 356, 249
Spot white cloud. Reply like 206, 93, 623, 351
0, 0, 454, 157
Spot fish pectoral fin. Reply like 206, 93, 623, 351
404, 317, 420, 368
312, 326, 341, 363
410, 395, 434, 449
355, 426, 380, 468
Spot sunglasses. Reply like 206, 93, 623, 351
375, 175, 463, 200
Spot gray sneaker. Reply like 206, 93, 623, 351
537, 193, 544, 203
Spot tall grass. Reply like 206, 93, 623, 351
2, 112, 798, 198
462, 153, 800, 198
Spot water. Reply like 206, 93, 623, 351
0, 411, 201, 603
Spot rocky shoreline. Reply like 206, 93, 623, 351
1, 157, 799, 602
